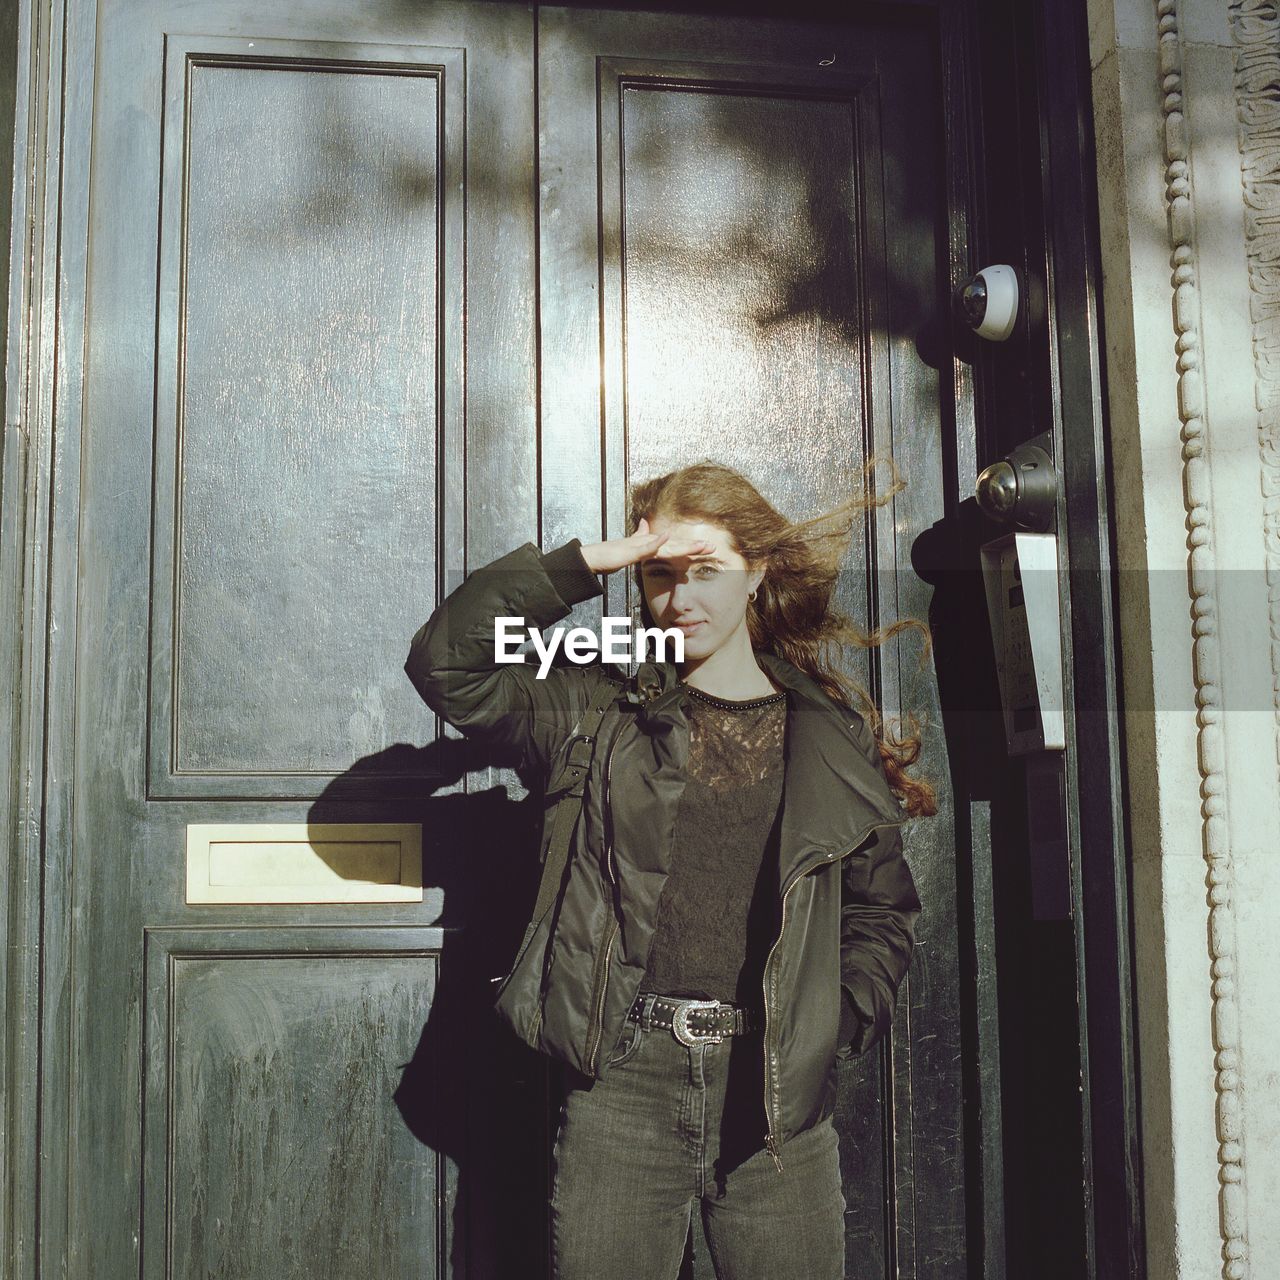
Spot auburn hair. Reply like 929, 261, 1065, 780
627, 459, 937, 819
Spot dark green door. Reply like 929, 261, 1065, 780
58, 2, 533, 1276
530, 8, 963, 1277
43, 1, 967, 1276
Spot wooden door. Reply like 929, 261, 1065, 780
55, 2, 538, 1276
533, 8, 962, 1277
36, 0, 967, 1277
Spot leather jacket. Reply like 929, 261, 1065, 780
405, 538, 922, 1173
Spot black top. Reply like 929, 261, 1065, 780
639, 683, 788, 1005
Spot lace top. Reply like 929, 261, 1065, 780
639, 681, 788, 1005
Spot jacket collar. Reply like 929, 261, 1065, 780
628, 651, 905, 889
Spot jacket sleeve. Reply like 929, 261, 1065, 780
837, 716, 922, 1059
404, 538, 606, 779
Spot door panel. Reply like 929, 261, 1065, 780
152, 34, 457, 791
68, 2, 535, 1277
537, 8, 961, 1277
143, 930, 440, 1278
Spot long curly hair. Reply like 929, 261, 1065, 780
627, 459, 937, 819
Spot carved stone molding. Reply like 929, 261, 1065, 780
1156, 2, 1250, 1276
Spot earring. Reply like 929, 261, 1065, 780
748, 589, 758, 602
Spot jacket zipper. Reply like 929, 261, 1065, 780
760, 816, 906, 1174
584, 725, 622, 1074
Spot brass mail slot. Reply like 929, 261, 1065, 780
185, 822, 423, 904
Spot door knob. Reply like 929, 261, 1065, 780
976, 439, 1058, 533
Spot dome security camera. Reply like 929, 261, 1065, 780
957, 264, 1019, 341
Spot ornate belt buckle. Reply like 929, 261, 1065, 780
671, 998, 725, 1046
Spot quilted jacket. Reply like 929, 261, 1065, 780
404, 538, 922, 1172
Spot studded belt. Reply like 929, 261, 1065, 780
628, 991, 762, 1046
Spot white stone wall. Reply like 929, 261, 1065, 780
1088, 1, 1279, 1276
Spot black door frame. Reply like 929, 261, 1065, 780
965, 0, 1145, 1275
0, 0, 1143, 1276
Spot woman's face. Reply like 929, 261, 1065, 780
638, 515, 764, 661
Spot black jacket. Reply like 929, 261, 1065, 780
405, 538, 922, 1172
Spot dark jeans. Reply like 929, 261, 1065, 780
550, 1000, 846, 1279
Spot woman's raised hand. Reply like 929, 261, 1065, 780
579, 518, 713, 574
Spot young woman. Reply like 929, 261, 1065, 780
405, 461, 933, 1280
